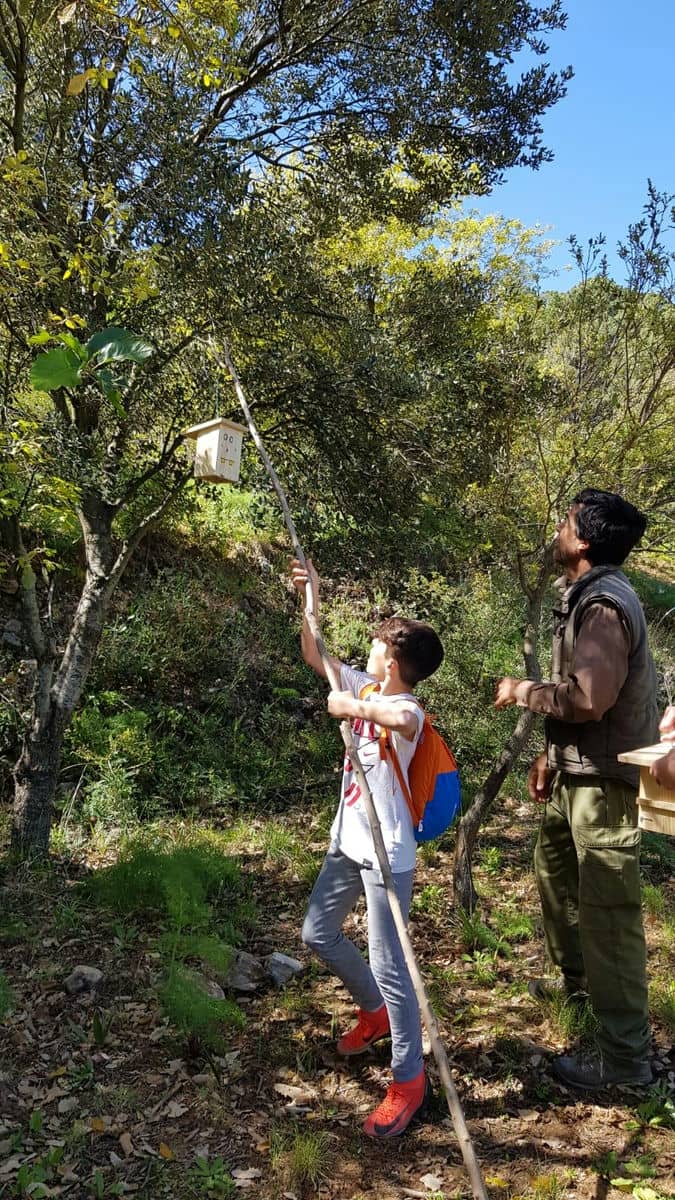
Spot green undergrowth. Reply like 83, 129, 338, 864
452, 906, 513, 958
270, 1124, 333, 1193
159, 966, 245, 1053
0, 968, 15, 1019
543, 989, 600, 1045
84, 833, 254, 1050
649, 978, 675, 1038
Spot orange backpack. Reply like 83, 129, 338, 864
359, 684, 461, 842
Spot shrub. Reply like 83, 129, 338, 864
84, 834, 253, 1048
84, 837, 244, 930
160, 966, 244, 1052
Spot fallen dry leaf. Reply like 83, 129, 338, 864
90, 1118, 106, 1133
165, 1100, 189, 1119
273, 1083, 316, 1102
232, 1166, 263, 1188
119, 1132, 134, 1157
0, 1155, 30, 1177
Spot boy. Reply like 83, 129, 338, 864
291, 557, 444, 1138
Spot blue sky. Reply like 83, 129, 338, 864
472, 0, 675, 285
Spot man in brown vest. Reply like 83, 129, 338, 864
496, 488, 658, 1089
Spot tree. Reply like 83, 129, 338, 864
0, 0, 575, 853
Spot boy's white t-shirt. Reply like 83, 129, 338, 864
329, 664, 423, 873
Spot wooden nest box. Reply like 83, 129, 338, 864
182, 417, 247, 484
617, 744, 675, 837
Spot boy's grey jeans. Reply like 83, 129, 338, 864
302, 845, 422, 1081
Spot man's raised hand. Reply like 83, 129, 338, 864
495, 677, 520, 708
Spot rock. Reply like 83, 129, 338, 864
2, 620, 22, 648
199, 977, 226, 1001
222, 950, 266, 993
264, 952, 304, 988
64, 966, 103, 996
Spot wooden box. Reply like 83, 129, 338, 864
617, 744, 675, 836
182, 418, 247, 483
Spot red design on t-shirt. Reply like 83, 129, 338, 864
344, 781, 362, 806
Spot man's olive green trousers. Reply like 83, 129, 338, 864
533, 771, 650, 1069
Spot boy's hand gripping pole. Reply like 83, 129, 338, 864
213, 341, 488, 1200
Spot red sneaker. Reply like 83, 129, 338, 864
336, 1005, 390, 1056
362, 1070, 430, 1139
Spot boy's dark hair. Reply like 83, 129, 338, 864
572, 488, 647, 566
372, 617, 444, 687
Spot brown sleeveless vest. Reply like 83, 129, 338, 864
545, 566, 658, 787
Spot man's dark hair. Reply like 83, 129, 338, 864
572, 488, 647, 566
372, 617, 444, 687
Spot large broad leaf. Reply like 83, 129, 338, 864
30, 347, 82, 391
86, 327, 154, 366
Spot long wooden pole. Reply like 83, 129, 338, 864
211, 341, 488, 1200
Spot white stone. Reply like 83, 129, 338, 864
64, 965, 103, 995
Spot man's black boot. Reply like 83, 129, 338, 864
528, 978, 589, 1006
552, 1052, 652, 1090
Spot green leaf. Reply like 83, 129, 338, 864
30, 347, 82, 391
86, 327, 153, 366
57, 332, 87, 360
27, 331, 52, 345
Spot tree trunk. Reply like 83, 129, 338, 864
10, 483, 183, 855
452, 557, 552, 911
453, 708, 536, 911
12, 707, 66, 856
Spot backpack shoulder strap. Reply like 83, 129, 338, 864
385, 736, 413, 808
358, 683, 417, 808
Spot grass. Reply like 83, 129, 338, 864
641, 832, 675, 880
0, 969, 15, 1019
636, 1079, 675, 1130
81, 834, 253, 1052
426, 964, 459, 1019
491, 905, 535, 943
411, 882, 447, 918
162, 932, 234, 977
452, 907, 512, 958
642, 883, 666, 917
462, 949, 498, 985
186, 1155, 236, 1198
84, 836, 245, 926
649, 978, 675, 1037
259, 821, 322, 885
478, 845, 503, 876
270, 1126, 333, 1193
160, 966, 245, 1052
90, 1085, 140, 1117
544, 990, 600, 1045
528, 1173, 573, 1199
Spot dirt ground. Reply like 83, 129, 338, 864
0, 796, 673, 1200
